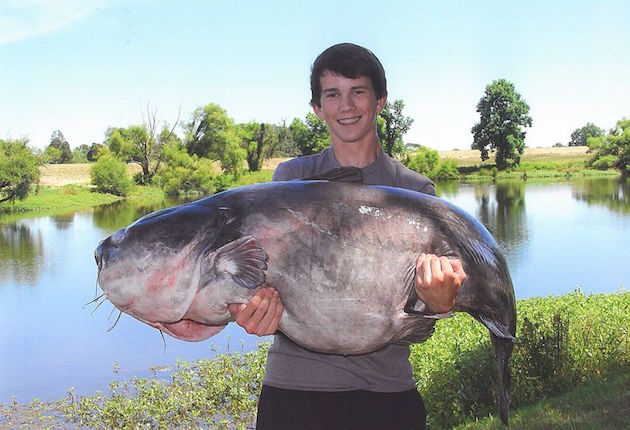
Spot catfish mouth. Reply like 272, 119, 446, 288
149, 319, 226, 342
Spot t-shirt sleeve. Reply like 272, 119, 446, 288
419, 180, 436, 196
272, 161, 300, 182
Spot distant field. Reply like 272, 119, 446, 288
439, 146, 590, 166
38, 163, 141, 187
38, 147, 591, 187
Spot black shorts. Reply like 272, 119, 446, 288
256, 385, 427, 430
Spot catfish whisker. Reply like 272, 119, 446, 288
89, 296, 110, 318
108, 304, 118, 321
107, 310, 123, 332
83, 293, 105, 308
159, 330, 167, 352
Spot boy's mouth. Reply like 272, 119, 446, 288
338, 116, 361, 125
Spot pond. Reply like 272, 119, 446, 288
1, 177, 629, 404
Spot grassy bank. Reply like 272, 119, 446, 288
0, 185, 167, 223
2, 291, 627, 429
439, 146, 621, 180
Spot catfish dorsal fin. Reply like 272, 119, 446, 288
303, 166, 363, 183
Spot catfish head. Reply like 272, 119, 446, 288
94, 200, 268, 341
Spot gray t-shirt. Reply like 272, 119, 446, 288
264, 146, 436, 393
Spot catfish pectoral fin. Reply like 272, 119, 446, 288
211, 235, 269, 289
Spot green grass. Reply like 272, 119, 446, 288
233, 169, 274, 186
0, 185, 167, 223
455, 369, 630, 429
459, 161, 620, 182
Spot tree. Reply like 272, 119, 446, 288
87, 142, 104, 162
105, 104, 180, 184
240, 122, 278, 172
587, 118, 630, 173
270, 120, 300, 157
471, 79, 532, 170
289, 114, 330, 156
569, 122, 604, 147
46, 130, 72, 164
378, 99, 414, 156
72, 144, 90, 163
0, 138, 40, 204
184, 103, 245, 177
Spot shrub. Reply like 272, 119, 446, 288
0, 138, 40, 204
410, 291, 630, 428
62, 345, 270, 429
432, 158, 460, 180
155, 144, 216, 196
590, 154, 617, 170
406, 146, 439, 175
406, 146, 461, 180
90, 153, 132, 196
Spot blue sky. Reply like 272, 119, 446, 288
1, 0, 628, 151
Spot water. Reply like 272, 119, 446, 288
1, 177, 628, 404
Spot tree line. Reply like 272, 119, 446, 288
2, 78, 628, 204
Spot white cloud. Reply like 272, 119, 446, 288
0, 0, 107, 43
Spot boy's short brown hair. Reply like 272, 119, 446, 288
310, 43, 387, 107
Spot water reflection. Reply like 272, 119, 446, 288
51, 213, 75, 229
92, 197, 192, 232
571, 176, 630, 214
0, 222, 45, 286
475, 181, 528, 254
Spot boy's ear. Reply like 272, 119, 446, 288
376, 93, 388, 113
312, 101, 325, 121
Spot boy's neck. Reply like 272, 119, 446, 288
331, 138, 381, 168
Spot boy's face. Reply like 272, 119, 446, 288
312, 71, 387, 147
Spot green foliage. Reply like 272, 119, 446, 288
240, 122, 277, 172
42, 145, 62, 164
378, 99, 414, 156
471, 79, 533, 170
155, 144, 216, 196
590, 154, 617, 170
46, 130, 72, 164
71, 144, 90, 163
411, 291, 630, 428
0, 186, 124, 221
90, 151, 132, 196
432, 158, 460, 179
61, 345, 270, 429
405, 146, 460, 180
289, 113, 330, 156
587, 118, 630, 173
184, 103, 245, 177
269, 120, 300, 158
569, 122, 604, 147
0, 138, 40, 204
105, 105, 180, 184
87, 142, 104, 162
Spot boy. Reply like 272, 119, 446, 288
229, 43, 466, 429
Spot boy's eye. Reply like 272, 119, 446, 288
326, 92, 339, 98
